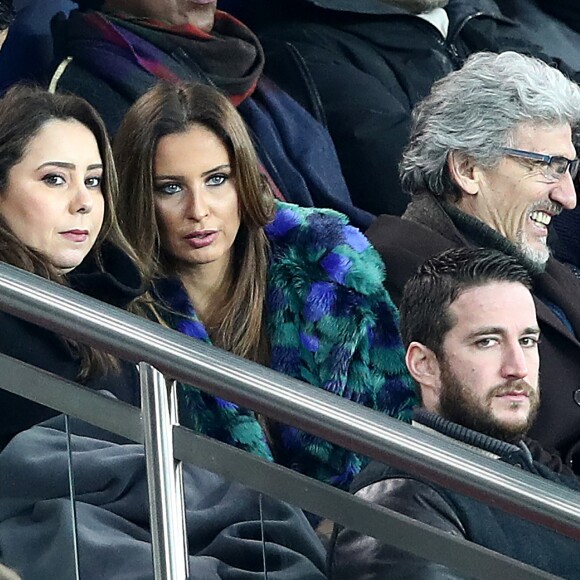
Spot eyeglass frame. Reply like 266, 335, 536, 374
500, 147, 580, 181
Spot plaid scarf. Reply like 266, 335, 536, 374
60, 9, 263, 105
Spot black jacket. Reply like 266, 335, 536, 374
329, 409, 580, 579
243, 0, 577, 217
366, 194, 580, 472
0, 243, 144, 451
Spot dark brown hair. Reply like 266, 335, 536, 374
114, 81, 274, 363
0, 84, 136, 379
400, 247, 533, 355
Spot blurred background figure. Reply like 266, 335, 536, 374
46, 0, 370, 228
237, 0, 580, 223
0, 0, 14, 50
0, 0, 74, 91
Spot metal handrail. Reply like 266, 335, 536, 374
0, 261, 579, 546
0, 354, 559, 579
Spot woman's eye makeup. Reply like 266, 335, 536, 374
206, 172, 230, 186
155, 182, 183, 195
42, 173, 66, 186
85, 175, 102, 188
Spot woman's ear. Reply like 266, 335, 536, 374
448, 151, 479, 196
405, 342, 442, 411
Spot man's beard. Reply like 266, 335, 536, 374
514, 200, 562, 268
437, 358, 540, 443
516, 228, 550, 267
385, 0, 449, 14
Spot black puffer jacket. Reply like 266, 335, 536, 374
0, 242, 144, 451
242, 0, 577, 217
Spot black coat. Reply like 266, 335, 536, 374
329, 411, 580, 579
366, 194, 580, 473
0, 243, 144, 451
243, 0, 578, 217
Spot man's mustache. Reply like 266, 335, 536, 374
488, 380, 538, 399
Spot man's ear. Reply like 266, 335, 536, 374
448, 151, 479, 196
405, 342, 442, 409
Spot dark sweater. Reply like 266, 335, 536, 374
0, 243, 144, 451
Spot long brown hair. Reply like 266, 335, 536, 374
114, 82, 274, 363
0, 84, 137, 380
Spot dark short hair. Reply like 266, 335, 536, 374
0, 0, 14, 30
399, 248, 532, 354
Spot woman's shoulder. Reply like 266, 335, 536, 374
68, 242, 145, 309
266, 201, 385, 294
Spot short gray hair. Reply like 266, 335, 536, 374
400, 51, 580, 201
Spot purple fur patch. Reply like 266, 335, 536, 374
216, 397, 239, 411
300, 331, 320, 353
343, 225, 370, 252
271, 346, 302, 375
178, 318, 210, 342
304, 282, 336, 321
266, 207, 301, 239
268, 287, 287, 310
321, 252, 352, 284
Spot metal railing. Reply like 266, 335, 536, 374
0, 262, 578, 580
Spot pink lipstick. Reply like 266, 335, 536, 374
60, 229, 89, 243
184, 230, 218, 249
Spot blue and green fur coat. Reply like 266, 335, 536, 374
156, 202, 416, 489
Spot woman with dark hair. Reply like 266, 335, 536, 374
114, 81, 416, 489
0, 84, 143, 450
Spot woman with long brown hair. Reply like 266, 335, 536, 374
115, 81, 416, 488
0, 84, 144, 451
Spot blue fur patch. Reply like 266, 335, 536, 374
300, 331, 320, 353
321, 252, 352, 284
343, 225, 370, 252
266, 206, 302, 239
304, 281, 337, 321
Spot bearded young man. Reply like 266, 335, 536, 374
329, 247, 580, 579
365, 51, 580, 474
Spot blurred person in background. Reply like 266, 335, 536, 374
0, 0, 14, 50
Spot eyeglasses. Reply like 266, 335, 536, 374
501, 147, 580, 181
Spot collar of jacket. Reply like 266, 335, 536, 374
350, 407, 535, 494
67, 240, 146, 309
403, 192, 545, 276
413, 408, 526, 460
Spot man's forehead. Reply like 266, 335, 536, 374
449, 282, 537, 330
512, 122, 575, 158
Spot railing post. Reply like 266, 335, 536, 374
139, 362, 189, 580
